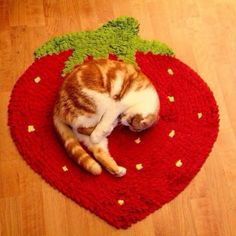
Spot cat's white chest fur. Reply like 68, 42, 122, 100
72, 88, 124, 129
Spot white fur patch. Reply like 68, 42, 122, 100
110, 71, 124, 97
121, 86, 160, 117
74, 130, 109, 151
72, 87, 126, 130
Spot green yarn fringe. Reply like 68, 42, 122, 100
34, 16, 174, 75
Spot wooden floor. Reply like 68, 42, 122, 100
1, 0, 236, 235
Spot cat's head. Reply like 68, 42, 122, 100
120, 112, 159, 132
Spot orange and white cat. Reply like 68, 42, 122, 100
53, 59, 160, 177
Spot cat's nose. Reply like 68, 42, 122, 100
141, 121, 148, 128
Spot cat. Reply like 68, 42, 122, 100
53, 58, 160, 177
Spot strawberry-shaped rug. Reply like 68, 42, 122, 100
8, 17, 219, 229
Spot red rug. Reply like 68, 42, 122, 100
8, 50, 219, 228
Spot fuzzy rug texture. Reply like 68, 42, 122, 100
8, 17, 219, 229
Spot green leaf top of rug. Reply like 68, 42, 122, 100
34, 16, 174, 74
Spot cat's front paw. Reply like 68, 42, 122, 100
90, 131, 103, 144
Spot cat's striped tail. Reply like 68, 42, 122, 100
53, 116, 102, 175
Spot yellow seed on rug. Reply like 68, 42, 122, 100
62, 165, 69, 172
34, 76, 41, 83
167, 68, 174, 75
197, 112, 203, 119
118, 199, 125, 205
168, 96, 175, 102
169, 130, 175, 138
176, 160, 183, 167
134, 137, 141, 144
136, 163, 143, 170
27, 125, 35, 133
